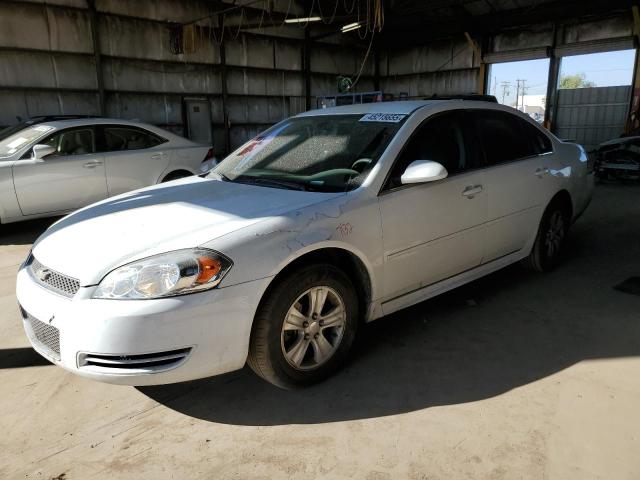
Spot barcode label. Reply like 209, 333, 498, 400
360, 113, 407, 123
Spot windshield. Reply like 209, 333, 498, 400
0, 124, 27, 142
211, 114, 404, 192
0, 125, 54, 159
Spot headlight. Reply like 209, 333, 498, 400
93, 249, 232, 300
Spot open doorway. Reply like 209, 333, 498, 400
554, 49, 636, 150
487, 58, 550, 124
559, 50, 635, 90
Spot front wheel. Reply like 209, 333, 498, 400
522, 202, 569, 272
247, 264, 359, 389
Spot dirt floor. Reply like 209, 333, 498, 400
1, 183, 639, 480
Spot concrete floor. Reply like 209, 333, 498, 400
1, 183, 639, 480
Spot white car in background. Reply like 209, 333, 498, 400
0, 118, 214, 224
16, 100, 594, 389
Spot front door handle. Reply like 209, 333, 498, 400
83, 160, 102, 168
462, 185, 483, 198
535, 167, 550, 177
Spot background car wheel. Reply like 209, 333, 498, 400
522, 200, 570, 272
161, 170, 192, 182
247, 264, 359, 389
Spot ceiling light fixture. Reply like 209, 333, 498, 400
341, 21, 363, 33
284, 16, 322, 23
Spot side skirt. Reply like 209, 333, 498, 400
378, 249, 528, 318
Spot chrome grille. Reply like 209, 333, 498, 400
22, 307, 60, 361
29, 257, 80, 298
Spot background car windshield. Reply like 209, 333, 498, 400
0, 125, 53, 158
213, 114, 403, 192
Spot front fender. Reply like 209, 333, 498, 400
0, 160, 21, 222
205, 193, 384, 306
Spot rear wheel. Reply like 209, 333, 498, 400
162, 170, 192, 182
523, 201, 570, 272
247, 264, 359, 389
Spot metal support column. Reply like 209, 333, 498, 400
544, 25, 562, 132
87, 0, 105, 115
374, 49, 381, 92
218, 18, 231, 154
304, 27, 311, 111
464, 32, 486, 94
626, 6, 640, 134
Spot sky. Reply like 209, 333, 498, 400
487, 49, 636, 106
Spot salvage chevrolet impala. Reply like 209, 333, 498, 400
17, 100, 594, 388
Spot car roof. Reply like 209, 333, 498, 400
295, 99, 513, 118
26, 117, 157, 130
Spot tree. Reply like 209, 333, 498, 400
559, 73, 597, 89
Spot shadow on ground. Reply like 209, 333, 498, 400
0, 217, 58, 246
140, 184, 640, 425
0, 347, 52, 369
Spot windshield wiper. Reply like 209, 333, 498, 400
203, 171, 231, 181
237, 177, 307, 191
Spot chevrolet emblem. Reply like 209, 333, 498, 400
38, 268, 52, 282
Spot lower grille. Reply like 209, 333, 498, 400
77, 348, 192, 373
21, 307, 60, 361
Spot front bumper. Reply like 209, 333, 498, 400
16, 265, 271, 385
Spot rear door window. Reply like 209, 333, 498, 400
518, 118, 553, 155
99, 126, 165, 152
472, 110, 537, 166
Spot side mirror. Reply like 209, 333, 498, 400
31, 144, 56, 160
400, 160, 448, 185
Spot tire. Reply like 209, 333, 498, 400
247, 264, 359, 389
162, 171, 192, 182
522, 200, 570, 272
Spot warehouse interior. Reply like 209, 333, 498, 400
2, 0, 639, 154
2, 0, 640, 478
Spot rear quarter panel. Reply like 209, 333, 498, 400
554, 141, 594, 220
162, 146, 209, 180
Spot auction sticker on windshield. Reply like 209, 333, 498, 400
360, 113, 406, 123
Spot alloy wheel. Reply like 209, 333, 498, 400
280, 286, 346, 371
544, 210, 565, 259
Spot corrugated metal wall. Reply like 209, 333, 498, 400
378, 38, 479, 98
0, 0, 376, 154
555, 86, 632, 151
0, 1, 635, 154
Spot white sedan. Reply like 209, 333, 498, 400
0, 118, 214, 223
16, 100, 594, 388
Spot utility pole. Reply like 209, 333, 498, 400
492, 76, 497, 96
500, 81, 511, 104
515, 79, 528, 111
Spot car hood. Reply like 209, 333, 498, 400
31, 176, 344, 285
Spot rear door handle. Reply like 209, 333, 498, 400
535, 167, 550, 177
151, 153, 163, 160
462, 185, 483, 198
83, 160, 102, 168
